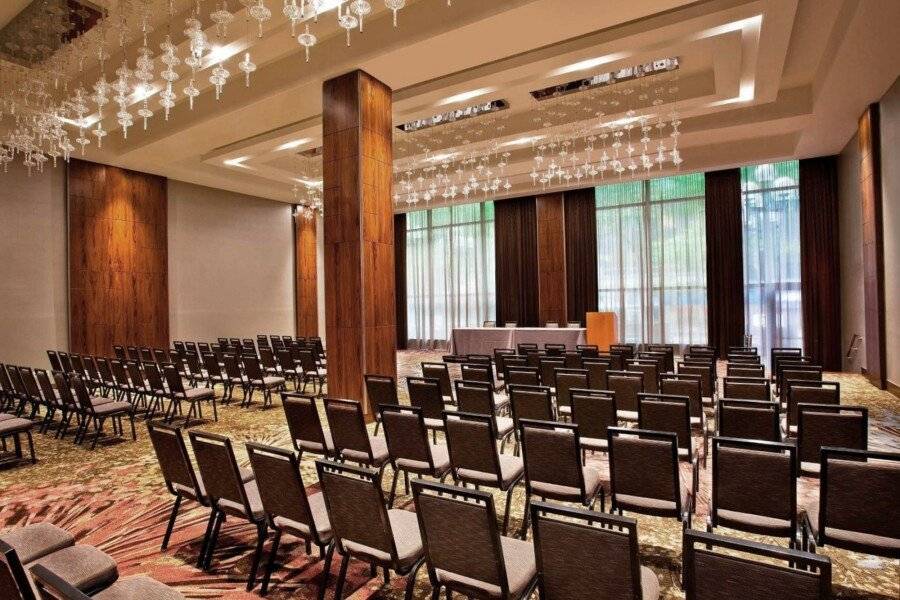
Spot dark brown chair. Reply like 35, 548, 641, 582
505, 366, 540, 387
275, 348, 300, 389
722, 377, 770, 401
324, 398, 389, 471
163, 364, 215, 425
223, 354, 249, 402
607, 427, 695, 529
538, 358, 565, 389
364, 374, 398, 436
676, 363, 714, 408
783, 380, 840, 436
627, 359, 659, 394
461, 362, 498, 392
582, 357, 611, 390
659, 373, 707, 439
777, 365, 822, 394
412, 480, 538, 600
33, 561, 184, 600
646, 344, 675, 372
802, 448, 899, 558
493, 349, 516, 383
456, 380, 514, 447
421, 362, 453, 403
245, 442, 334, 597
796, 405, 867, 475
298, 350, 326, 396
243, 356, 285, 408
71, 376, 135, 449
443, 411, 524, 533
570, 388, 616, 462
0, 413, 35, 466
709, 438, 801, 549
717, 399, 781, 442
380, 405, 451, 507
407, 377, 448, 441
607, 370, 644, 421
508, 384, 554, 454
638, 393, 704, 467
315, 460, 425, 600
727, 363, 765, 378
553, 368, 588, 421
531, 502, 660, 600
576, 344, 600, 358
517, 342, 537, 354
282, 393, 335, 459
683, 529, 831, 600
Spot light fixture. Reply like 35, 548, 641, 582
437, 87, 495, 106
531, 57, 679, 101
550, 52, 632, 77
500, 135, 545, 147
276, 138, 312, 151
223, 156, 251, 167
397, 99, 509, 132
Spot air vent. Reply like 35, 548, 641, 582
397, 99, 509, 133
531, 57, 679, 101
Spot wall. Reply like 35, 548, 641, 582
0, 162, 68, 366
879, 77, 900, 390
167, 179, 294, 342
838, 132, 866, 372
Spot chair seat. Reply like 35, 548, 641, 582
640, 566, 661, 600
217, 478, 266, 521
89, 396, 115, 407
252, 376, 285, 388
92, 401, 132, 416
0, 417, 33, 434
341, 435, 389, 467
617, 409, 638, 422
716, 509, 794, 536
530, 466, 603, 503
341, 508, 423, 570
273, 492, 333, 541
0, 523, 73, 564
494, 416, 514, 437
423, 417, 445, 430
297, 429, 335, 455
396, 444, 451, 475
804, 502, 900, 555
92, 575, 184, 600
436, 536, 536, 598
172, 468, 253, 503
26, 544, 118, 593
580, 437, 608, 451
615, 473, 692, 518
0, 413, 16, 422
457, 454, 523, 489
181, 387, 214, 400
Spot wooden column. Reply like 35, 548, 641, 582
322, 70, 395, 418
294, 212, 318, 337
536, 193, 567, 326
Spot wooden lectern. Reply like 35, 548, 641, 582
586, 312, 618, 350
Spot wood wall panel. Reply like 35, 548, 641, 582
323, 70, 395, 418
536, 193, 567, 326
68, 159, 168, 356
295, 213, 318, 337
858, 105, 886, 389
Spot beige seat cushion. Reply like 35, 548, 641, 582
716, 509, 793, 536
0, 523, 73, 564
457, 455, 523, 489
580, 437, 608, 451
92, 401, 132, 416
397, 444, 451, 474
273, 492, 333, 541
341, 509, 423, 570
640, 566, 661, 600
27, 545, 118, 593
804, 502, 900, 554
530, 467, 603, 503
615, 474, 692, 518
0, 417, 32, 434
617, 410, 638, 422
494, 417, 514, 437
0, 413, 16, 422
253, 376, 285, 388
92, 576, 184, 600
182, 387, 214, 400
341, 435, 389, 466
436, 536, 536, 598
217, 479, 265, 521
297, 429, 334, 455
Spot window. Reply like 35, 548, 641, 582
406, 201, 496, 347
595, 173, 707, 345
741, 161, 802, 363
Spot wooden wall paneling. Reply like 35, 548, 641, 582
536, 193, 567, 326
295, 213, 318, 337
564, 187, 598, 325
322, 70, 395, 418
67, 159, 168, 356
858, 104, 887, 389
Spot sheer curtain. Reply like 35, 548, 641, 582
741, 161, 803, 363
406, 202, 496, 348
596, 174, 707, 346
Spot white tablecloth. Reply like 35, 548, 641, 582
448, 327, 587, 356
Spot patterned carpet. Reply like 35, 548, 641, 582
1, 350, 898, 599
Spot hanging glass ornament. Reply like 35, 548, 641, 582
297, 24, 317, 62
249, 1, 271, 37
239, 52, 256, 86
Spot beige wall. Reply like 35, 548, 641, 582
167, 180, 295, 342
0, 161, 68, 367
838, 132, 866, 372
879, 77, 900, 389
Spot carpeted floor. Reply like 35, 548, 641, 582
1, 350, 898, 599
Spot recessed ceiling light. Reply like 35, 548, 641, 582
223, 156, 251, 167
550, 52, 632, 77
276, 138, 311, 151
397, 99, 509, 132
437, 88, 495, 106
532, 57, 679, 101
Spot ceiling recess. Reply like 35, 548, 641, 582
530, 57, 680, 101
397, 99, 509, 132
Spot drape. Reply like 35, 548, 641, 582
565, 187, 598, 325
705, 168, 745, 356
799, 156, 842, 370
495, 197, 538, 327
394, 213, 407, 350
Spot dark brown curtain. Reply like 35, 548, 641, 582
394, 213, 408, 350
704, 168, 745, 355
564, 187, 598, 325
799, 156, 842, 370
495, 196, 538, 326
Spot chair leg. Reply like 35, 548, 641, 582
404, 558, 426, 600
388, 467, 400, 508
260, 528, 282, 595
246, 522, 268, 591
90, 417, 105, 450
26, 430, 36, 464
334, 552, 350, 600
518, 492, 531, 539
197, 509, 217, 567
502, 486, 516, 535
203, 511, 224, 571
161, 495, 183, 551
318, 543, 335, 600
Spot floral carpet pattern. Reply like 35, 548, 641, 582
1, 350, 898, 599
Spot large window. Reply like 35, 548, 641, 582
595, 173, 707, 346
406, 202, 496, 347
741, 161, 802, 363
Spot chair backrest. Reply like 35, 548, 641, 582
517, 342, 537, 354
610, 344, 635, 361
505, 366, 540, 387
201, 353, 222, 379
324, 398, 374, 463
147, 421, 203, 499
380, 405, 435, 471
58, 352, 73, 374
626, 360, 658, 394
785, 381, 840, 429
797, 405, 867, 467
258, 347, 277, 370
246, 442, 322, 540
723, 377, 770, 401
608, 428, 682, 512
539, 358, 565, 387
509, 385, 554, 429
717, 399, 780, 442
47, 351, 62, 372
113, 345, 126, 359
646, 344, 675, 372
444, 412, 501, 485
659, 374, 702, 419
544, 343, 566, 356
711, 438, 796, 530
531, 502, 644, 600
298, 350, 318, 372
7, 366, 27, 397
581, 358, 611, 391
407, 377, 446, 421
189, 431, 252, 518
0, 540, 35, 600
525, 349, 546, 368
576, 344, 599, 357
52, 371, 77, 411
493, 349, 515, 377
455, 380, 495, 416
163, 364, 186, 395
460, 362, 493, 386
223, 354, 243, 379
817, 448, 900, 550
778, 365, 822, 391
34, 369, 58, 408
520, 419, 585, 496
69, 355, 87, 379
143, 361, 166, 394
282, 393, 330, 453
153, 348, 169, 365
19, 367, 41, 401
412, 480, 511, 596
421, 362, 452, 398
570, 389, 616, 441
554, 368, 588, 412
677, 362, 713, 397
316, 460, 397, 561
70, 376, 98, 413
111, 359, 131, 387
364, 374, 398, 421
243, 356, 265, 381
275, 348, 295, 372
125, 361, 145, 389
607, 370, 644, 413
727, 363, 765, 378
682, 529, 831, 600
562, 351, 583, 369
771, 347, 802, 376
637, 394, 692, 453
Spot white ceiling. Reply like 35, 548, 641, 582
5, 0, 899, 205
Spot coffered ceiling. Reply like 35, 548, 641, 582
4, 0, 898, 206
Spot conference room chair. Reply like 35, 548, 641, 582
243, 356, 285, 408
726, 363, 765, 378
455, 380, 514, 450
771, 347, 803, 379
221, 354, 249, 403
407, 377, 449, 442
483, 320, 497, 327
505, 321, 519, 329
7, 366, 32, 417
189, 432, 268, 590
646, 343, 675, 372
17, 367, 43, 420
493, 348, 516, 382
412, 480, 538, 600
150, 348, 168, 366
324, 398, 390, 472
199, 352, 226, 394
139, 347, 154, 363
607, 370, 644, 422
379, 404, 451, 507
163, 364, 216, 425
281, 335, 293, 344
33, 369, 61, 434
109, 359, 135, 404
125, 360, 152, 411
562, 350, 583, 369
553, 368, 588, 421
525, 349, 546, 368
460, 362, 501, 396
298, 350, 326, 396
47, 351, 63, 373
802, 448, 899, 558
72, 376, 135, 449
364, 374, 398, 436
256, 334, 269, 348
113, 345, 126, 360
258, 346, 280, 376
708, 437, 802, 549
518, 420, 605, 536
582, 357, 611, 390
173, 341, 187, 353
676, 362, 715, 408
576, 344, 599, 358
783, 380, 840, 435
717, 399, 781, 442
638, 393, 705, 467
538, 357, 565, 389
282, 393, 334, 459
544, 343, 566, 356
245, 442, 334, 597
58, 352, 75, 376
94, 358, 117, 398
69, 354, 89, 383
443, 411, 525, 534
0, 410, 35, 466
570, 388, 616, 462
626, 359, 659, 394
607, 428, 696, 530
721, 376, 770, 402
687, 344, 716, 358
465, 353, 493, 366
508, 384, 555, 454
0, 364, 16, 414
531, 502, 660, 600
544, 321, 559, 328
271, 348, 299, 389
796, 405, 868, 475
421, 362, 453, 404
682, 529, 831, 600
505, 366, 540, 387
141, 361, 171, 420
316, 459, 425, 600
659, 373, 706, 431
517, 342, 538, 355
777, 363, 821, 394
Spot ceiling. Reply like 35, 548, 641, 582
4, 0, 899, 207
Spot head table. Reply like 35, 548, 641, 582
448, 327, 587, 356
